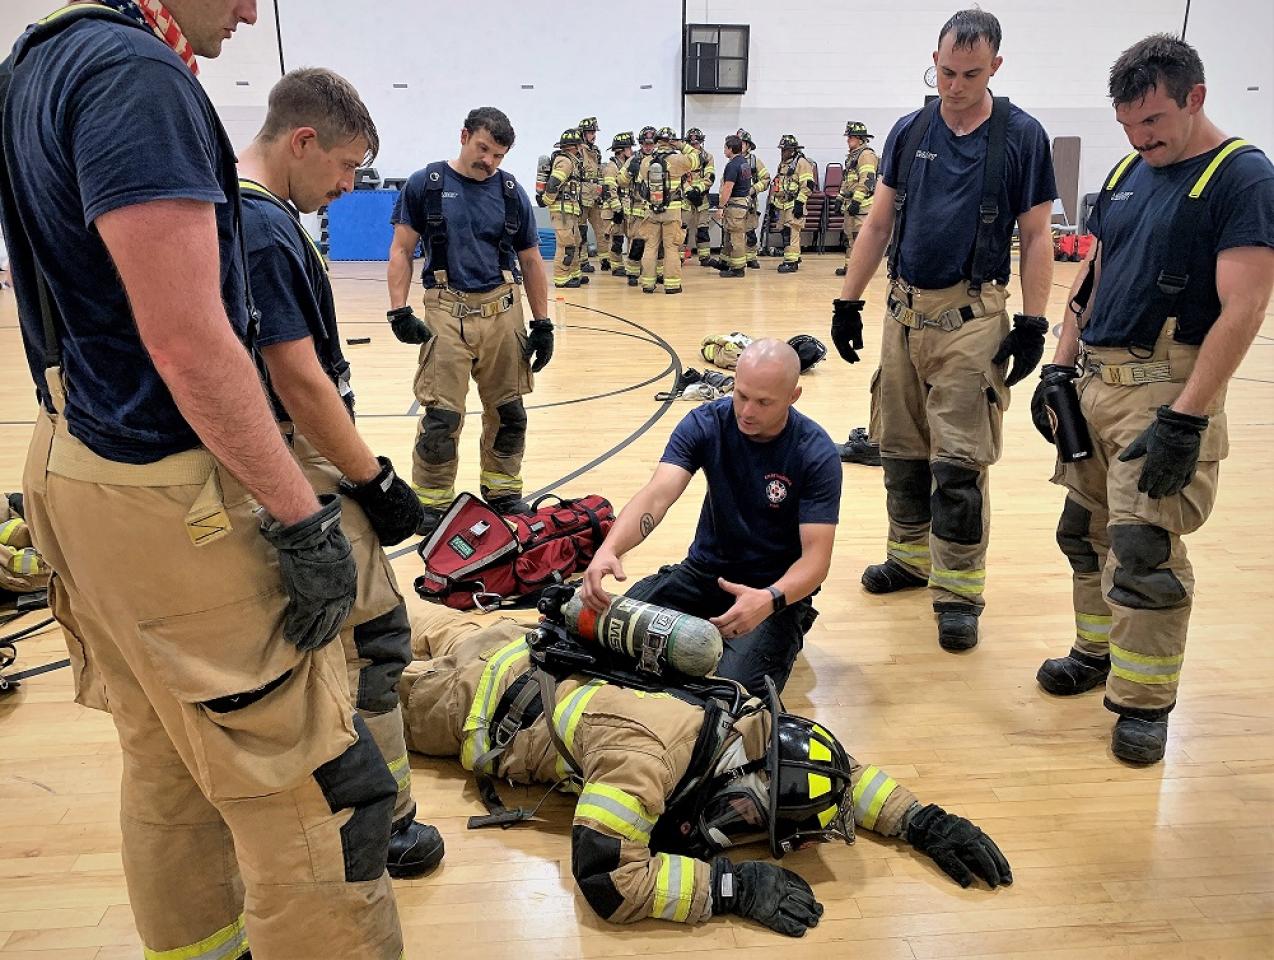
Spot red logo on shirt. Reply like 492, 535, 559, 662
765, 473, 791, 506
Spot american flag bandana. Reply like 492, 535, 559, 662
96, 0, 199, 74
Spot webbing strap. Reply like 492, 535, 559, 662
422, 160, 523, 285
968, 96, 1011, 292
886, 99, 939, 281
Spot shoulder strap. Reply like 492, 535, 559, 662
420, 160, 451, 285
238, 178, 328, 274
498, 171, 523, 282
1069, 151, 1142, 318
886, 100, 940, 281
967, 96, 1012, 293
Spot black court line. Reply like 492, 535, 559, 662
387, 304, 681, 560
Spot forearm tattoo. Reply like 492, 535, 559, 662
639, 513, 655, 540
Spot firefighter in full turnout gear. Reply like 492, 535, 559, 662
683, 128, 717, 264
603, 131, 633, 276
576, 117, 607, 274
1032, 35, 1274, 764
737, 129, 771, 269
772, 135, 816, 273
618, 126, 659, 286
831, 10, 1058, 652
238, 68, 441, 878
635, 127, 700, 294
543, 127, 587, 288
399, 594, 1014, 935
834, 122, 879, 277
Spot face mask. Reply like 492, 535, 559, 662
698, 738, 769, 851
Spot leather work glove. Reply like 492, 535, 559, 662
831, 298, 865, 364
612, 209, 625, 226
792, 200, 805, 219
686, 187, 703, 205
388, 306, 432, 346
1118, 405, 1209, 498
845, 198, 862, 216
535, 193, 547, 208
906, 803, 1013, 889
1030, 364, 1080, 444
523, 319, 555, 373
992, 314, 1049, 387
259, 494, 357, 653
711, 858, 823, 937
339, 456, 422, 547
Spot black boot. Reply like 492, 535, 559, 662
627, 276, 638, 286
386, 811, 445, 878
936, 608, 979, 652
1111, 715, 1169, 764
565, 277, 581, 288
416, 505, 446, 539
837, 427, 882, 466
776, 262, 798, 274
612, 265, 627, 277
861, 558, 928, 594
486, 493, 530, 515
655, 275, 664, 285
580, 261, 595, 273
600, 259, 611, 271
1037, 650, 1110, 695
747, 258, 760, 269
835, 266, 847, 276
719, 267, 745, 278
578, 275, 590, 285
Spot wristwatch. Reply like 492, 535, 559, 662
766, 585, 786, 613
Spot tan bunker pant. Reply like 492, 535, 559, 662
550, 210, 581, 287
580, 202, 606, 268
641, 211, 684, 292
875, 281, 1011, 613
684, 199, 712, 260
1051, 322, 1225, 719
411, 283, 534, 510
23, 401, 402, 958
721, 204, 749, 270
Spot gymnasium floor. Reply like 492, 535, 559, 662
1, 254, 1272, 958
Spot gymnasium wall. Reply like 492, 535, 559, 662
684, 0, 1273, 205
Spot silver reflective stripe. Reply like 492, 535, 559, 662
853, 768, 890, 823
657, 855, 685, 920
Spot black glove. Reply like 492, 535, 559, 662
829, 198, 843, 216
686, 187, 703, 205
523, 319, 554, 373
535, 192, 547, 207
711, 858, 823, 938
992, 314, 1049, 387
339, 456, 422, 547
831, 299, 865, 364
627, 157, 643, 180
1030, 364, 1079, 444
1118, 405, 1209, 498
793, 200, 805, 219
612, 209, 625, 226
387, 306, 432, 346
259, 494, 357, 653
845, 198, 862, 216
906, 803, 1013, 889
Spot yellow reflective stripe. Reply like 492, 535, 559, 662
1076, 613, 1113, 644
808, 773, 831, 799
552, 680, 605, 778
479, 471, 521, 496
9, 549, 43, 575
237, 179, 327, 266
857, 163, 878, 175
650, 853, 696, 922
1189, 139, 1251, 198
929, 567, 985, 597
386, 753, 411, 791
1110, 643, 1183, 685
412, 485, 454, 509
0, 518, 22, 545
887, 540, 930, 557
460, 638, 530, 771
142, 915, 248, 960
1106, 152, 1139, 190
38, 5, 92, 25
851, 765, 898, 831
576, 782, 655, 844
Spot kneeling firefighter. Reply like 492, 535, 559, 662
399, 588, 1013, 937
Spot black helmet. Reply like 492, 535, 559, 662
788, 335, 828, 373
578, 116, 599, 132
778, 134, 802, 151
736, 128, 756, 148
557, 127, 582, 148
686, 127, 705, 145
844, 120, 873, 140
611, 130, 634, 150
692, 678, 852, 858
656, 126, 677, 142
638, 125, 658, 145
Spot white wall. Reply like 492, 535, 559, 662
684, 0, 1272, 203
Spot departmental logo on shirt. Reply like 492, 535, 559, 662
1112, 191, 1134, 202
915, 150, 938, 162
764, 473, 791, 507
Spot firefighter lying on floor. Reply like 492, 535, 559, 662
399, 589, 1012, 937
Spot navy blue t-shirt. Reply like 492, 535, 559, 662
3, 15, 248, 463
241, 184, 352, 418
722, 154, 751, 198
1083, 145, 1274, 347
880, 102, 1057, 288
391, 164, 538, 293
660, 398, 842, 588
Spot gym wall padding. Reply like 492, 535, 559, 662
326, 190, 399, 261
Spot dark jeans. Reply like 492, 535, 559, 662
624, 559, 817, 697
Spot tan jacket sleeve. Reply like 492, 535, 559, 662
545, 154, 575, 201
847, 753, 918, 838
848, 148, 879, 202
795, 156, 816, 204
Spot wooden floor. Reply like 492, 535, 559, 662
1, 253, 1272, 958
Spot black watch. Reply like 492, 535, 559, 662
766, 585, 786, 613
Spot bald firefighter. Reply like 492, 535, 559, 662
834, 121, 879, 277
633, 127, 700, 294
399, 591, 1014, 937
543, 127, 586, 288
773, 134, 816, 273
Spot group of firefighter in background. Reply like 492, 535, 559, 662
537, 118, 877, 292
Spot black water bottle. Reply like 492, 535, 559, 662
1040, 378, 1093, 461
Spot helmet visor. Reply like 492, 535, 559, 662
698, 773, 769, 850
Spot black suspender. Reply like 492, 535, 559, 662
420, 161, 524, 287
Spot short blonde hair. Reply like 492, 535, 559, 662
259, 67, 379, 164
